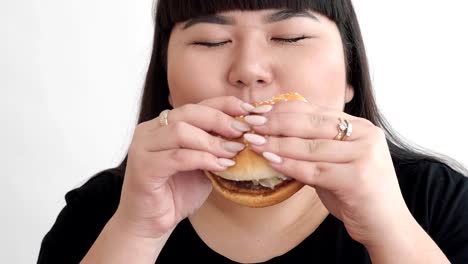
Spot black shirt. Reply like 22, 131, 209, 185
38, 159, 468, 263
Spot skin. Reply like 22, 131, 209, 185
82, 9, 450, 264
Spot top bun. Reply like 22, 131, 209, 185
212, 92, 308, 181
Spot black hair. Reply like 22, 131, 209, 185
108, 0, 467, 176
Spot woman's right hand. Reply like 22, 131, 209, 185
113, 96, 252, 239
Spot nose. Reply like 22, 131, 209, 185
227, 42, 273, 89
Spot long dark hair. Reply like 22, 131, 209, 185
109, 0, 467, 176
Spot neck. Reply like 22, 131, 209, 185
191, 186, 329, 236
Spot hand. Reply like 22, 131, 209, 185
244, 100, 413, 246
114, 96, 252, 239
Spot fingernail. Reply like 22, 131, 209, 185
218, 158, 236, 167
263, 152, 282, 164
231, 120, 251, 132
251, 105, 273, 114
243, 133, 266, 145
241, 102, 255, 112
223, 141, 245, 153
244, 115, 268, 126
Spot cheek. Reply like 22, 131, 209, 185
278, 42, 347, 109
167, 49, 226, 106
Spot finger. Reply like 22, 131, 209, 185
198, 95, 254, 117
248, 136, 358, 163
250, 112, 370, 141
149, 149, 236, 179
142, 121, 245, 158
262, 154, 352, 191
150, 95, 252, 129
155, 100, 252, 139
263, 100, 346, 117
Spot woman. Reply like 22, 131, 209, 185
38, 0, 468, 263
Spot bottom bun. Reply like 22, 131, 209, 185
204, 171, 305, 208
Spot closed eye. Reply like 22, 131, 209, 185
192, 36, 311, 48
272, 36, 310, 43
192, 41, 231, 47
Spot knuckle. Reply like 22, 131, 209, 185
311, 165, 322, 183
203, 152, 215, 162
291, 163, 306, 182
170, 149, 187, 164
172, 121, 192, 147
198, 152, 213, 167
213, 110, 227, 124
180, 103, 198, 115
361, 118, 375, 127
134, 122, 148, 136
270, 137, 282, 153
370, 126, 386, 142
306, 140, 321, 154
206, 134, 219, 149
136, 120, 150, 130
302, 163, 320, 184
172, 121, 189, 133
307, 113, 326, 127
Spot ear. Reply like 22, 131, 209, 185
345, 84, 354, 104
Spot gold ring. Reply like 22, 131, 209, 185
159, 109, 171, 127
334, 118, 352, 141
342, 120, 353, 141
334, 118, 347, 140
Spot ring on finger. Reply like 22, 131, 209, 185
334, 118, 353, 141
334, 118, 347, 140
342, 120, 353, 141
159, 109, 171, 127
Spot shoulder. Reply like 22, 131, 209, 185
394, 158, 468, 202
57, 167, 124, 228
64, 168, 124, 207
394, 159, 468, 262
38, 168, 124, 263
394, 158, 468, 215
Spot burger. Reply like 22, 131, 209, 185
204, 92, 307, 208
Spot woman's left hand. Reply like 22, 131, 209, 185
244, 100, 414, 247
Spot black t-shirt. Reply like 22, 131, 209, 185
37, 159, 468, 263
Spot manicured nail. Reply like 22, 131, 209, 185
218, 158, 236, 167
251, 104, 273, 114
222, 141, 245, 153
263, 152, 282, 164
244, 115, 268, 126
241, 102, 255, 112
243, 133, 266, 145
231, 120, 251, 132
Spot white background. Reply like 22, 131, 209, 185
2, 1, 467, 263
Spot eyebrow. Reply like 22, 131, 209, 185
266, 9, 319, 23
182, 9, 319, 30
183, 15, 234, 29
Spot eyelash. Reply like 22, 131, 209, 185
193, 36, 310, 47
272, 36, 310, 43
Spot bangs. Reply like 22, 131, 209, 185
156, 0, 352, 30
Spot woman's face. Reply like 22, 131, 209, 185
167, 9, 354, 109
